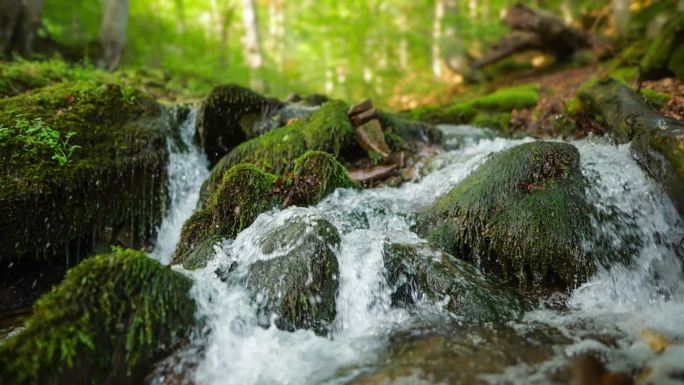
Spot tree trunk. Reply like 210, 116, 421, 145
612, 0, 630, 39
432, 0, 445, 79
0, 0, 43, 55
241, 0, 264, 91
174, 0, 185, 33
100, 0, 129, 71
582, 78, 684, 216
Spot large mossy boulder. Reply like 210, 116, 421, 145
172, 164, 281, 268
0, 249, 196, 385
173, 153, 355, 270
200, 100, 354, 202
0, 81, 169, 266
247, 217, 340, 335
196, 84, 284, 165
382, 242, 530, 322
417, 141, 594, 290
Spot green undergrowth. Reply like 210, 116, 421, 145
418, 141, 595, 290
0, 249, 196, 385
0, 80, 169, 262
200, 100, 353, 202
410, 84, 540, 132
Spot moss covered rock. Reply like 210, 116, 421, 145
172, 164, 281, 268
417, 141, 594, 290
196, 84, 284, 165
410, 84, 540, 133
640, 14, 684, 81
0, 249, 196, 385
200, 100, 354, 202
248, 217, 340, 335
382, 242, 530, 322
0, 81, 169, 265
285, 150, 356, 206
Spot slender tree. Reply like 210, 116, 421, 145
432, 0, 445, 79
100, 0, 129, 70
241, 0, 264, 91
0, 0, 44, 55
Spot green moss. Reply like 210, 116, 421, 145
417, 142, 594, 290
383, 242, 530, 322
410, 84, 539, 131
200, 100, 353, 203
0, 81, 169, 263
289, 151, 356, 206
0, 249, 196, 385
173, 164, 281, 267
641, 14, 684, 77
668, 43, 684, 81
641, 88, 672, 109
0, 59, 113, 98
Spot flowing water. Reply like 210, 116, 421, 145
152, 109, 210, 265
153, 125, 684, 384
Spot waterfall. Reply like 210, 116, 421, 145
151, 109, 210, 264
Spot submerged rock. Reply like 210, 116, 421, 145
248, 217, 340, 335
417, 141, 594, 290
196, 84, 284, 165
0, 249, 196, 385
0, 81, 169, 267
200, 100, 354, 203
348, 324, 566, 385
382, 242, 530, 322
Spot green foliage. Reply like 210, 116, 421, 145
418, 142, 595, 290
0, 115, 80, 166
0, 249, 196, 385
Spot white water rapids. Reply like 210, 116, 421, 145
151, 122, 684, 385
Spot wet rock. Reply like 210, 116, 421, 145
349, 164, 398, 185
0, 249, 196, 385
0, 81, 168, 268
417, 141, 595, 290
347, 99, 373, 116
172, 164, 281, 268
570, 353, 634, 385
348, 324, 564, 385
284, 151, 356, 207
378, 110, 441, 144
200, 100, 354, 202
382, 242, 530, 322
350, 108, 379, 127
196, 84, 284, 165
354, 119, 391, 160
248, 217, 340, 335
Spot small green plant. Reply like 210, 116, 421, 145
1, 115, 81, 166
121, 86, 137, 105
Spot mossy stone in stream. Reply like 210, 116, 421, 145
0, 81, 169, 265
196, 84, 284, 165
172, 164, 281, 268
417, 141, 594, 290
0, 249, 196, 385
200, 100, 354, 203
248, 217, 340, 335
287, 150, 356, 206
382, 242, 530, 322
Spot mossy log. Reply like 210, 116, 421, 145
417, 141, 595, 291
581, 77, 684, 216
0, 81, 169, 266
472, 3, 605, 69
0, 249, 196, 385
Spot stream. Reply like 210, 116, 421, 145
151, 117, 684, 384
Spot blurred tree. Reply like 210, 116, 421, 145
100, 0, 129, 70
